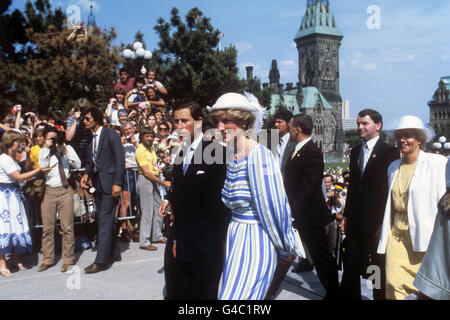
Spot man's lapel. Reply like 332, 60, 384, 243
95, 127, 106, 161
361, 139, 381, 178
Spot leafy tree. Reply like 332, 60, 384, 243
151, 7, 243, 107
344, 129, 360, 148
13, 25, 121, 119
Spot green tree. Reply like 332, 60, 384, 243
344, 129, 360, 148
151, 7, 243, 107
0, 0, 65, 110
13, 25, 121, 119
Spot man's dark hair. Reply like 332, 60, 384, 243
174, 101, 203, 121
292, 113, 313, 136
114, 87, 126, 95
323, 174, 334, 183
358, 108, 383, 129
139, 126, 155, 141
85, 107, 104, 126
119, 67, 128, 74
274, 109, 293, 123
135, 77, 145, 85
42, 125, 60, 138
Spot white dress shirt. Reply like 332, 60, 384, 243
92, 126, 103, 158
277, 132, 290, 167
359, 135, 379, 173
39, 145, 81, 187
291, 137, 312, 159
183, 133, 203, 175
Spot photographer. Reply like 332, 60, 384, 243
323, 174, 343, 256
105, 88, 126, 126
144, 69, 168, 96
38, 126, 81, 273
125, 77, 147, 110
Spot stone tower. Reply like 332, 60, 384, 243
269, 59, 281, 90
294, 0, 345, 158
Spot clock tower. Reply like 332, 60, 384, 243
294, 0, 345, 156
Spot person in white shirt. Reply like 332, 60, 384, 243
37, 126, 81, 273
144, 69, 168, 96
0, 130, 51, 277
105, 88, 125, 126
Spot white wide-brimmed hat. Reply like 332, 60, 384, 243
386, 115, 435, 143
207, 92, 267, 134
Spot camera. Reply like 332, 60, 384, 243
49, 134, 66, 155
126, 136, 132, 143
18, 145, 27, 153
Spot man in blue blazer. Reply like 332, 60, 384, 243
81, 107, 125, 274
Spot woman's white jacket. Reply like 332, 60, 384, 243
377, 151, 447, 254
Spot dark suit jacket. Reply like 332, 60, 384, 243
284, 139, 331, 228
343, 138, 399, 250
281, 140, 296, 180
85, 127, 125, 194
168, 140, 230, 262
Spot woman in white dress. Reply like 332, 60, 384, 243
0, 130, 50, 276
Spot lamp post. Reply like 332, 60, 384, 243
432, 136, 450, 156
122, 41, 152, 76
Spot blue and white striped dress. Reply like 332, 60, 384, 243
219, 144, 296, 300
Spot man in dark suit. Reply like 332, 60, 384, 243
159, 101, 229, 300
284, 113, 339, 300
340, 109, 399, 300
81, 107, 125, 274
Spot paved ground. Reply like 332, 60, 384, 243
0, 241, 372, 300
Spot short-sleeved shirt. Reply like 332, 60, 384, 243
0, 153, 21, 183
114, 77, 135, 93
135, 144, 159, 176
30, 145, 41, 168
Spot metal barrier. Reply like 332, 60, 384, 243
28, 167, 142, 229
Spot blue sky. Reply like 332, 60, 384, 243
10, 0, 450, 130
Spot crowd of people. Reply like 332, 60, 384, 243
0, 70, 448, 301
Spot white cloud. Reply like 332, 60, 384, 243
280, 60, 296, 67
235, 41, 252, 53
68, 0, 100, 13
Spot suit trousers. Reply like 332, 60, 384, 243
93, 174, 120, 264
178, 257, 222, 300
41, 186, 75, 265
340, 232, 386, 300
137, 175, 164, 245
299, 226, 340, 299
164, 226, 180, 300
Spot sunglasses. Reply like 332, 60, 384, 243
159, 127, 168, 131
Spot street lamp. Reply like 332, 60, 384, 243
433, 136, 450, 156
122, 41, 152, 75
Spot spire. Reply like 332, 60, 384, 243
87, 1, 96, 26
295, 0, 342, 40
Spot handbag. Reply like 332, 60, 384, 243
293, 227, 306, 258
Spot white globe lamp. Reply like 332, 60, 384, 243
144, 50, 153, 60
133, 41, 143, 50
439, 136, 447, 144
136, 48, 145, 58
123, 49, 133, 59
433, 142, 442, 149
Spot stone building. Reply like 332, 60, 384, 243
266, 0, 345, 160
428, 76, 450, 138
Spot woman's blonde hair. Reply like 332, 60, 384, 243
0, 130, 25, 154
209, 109, 255, 130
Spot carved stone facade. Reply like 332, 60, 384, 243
428, 76, 450, 138
266, 0, 345, 160
294, 0, 344, 159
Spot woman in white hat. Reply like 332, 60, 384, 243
208, 92, 296, 300
377, 115, 447, 299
